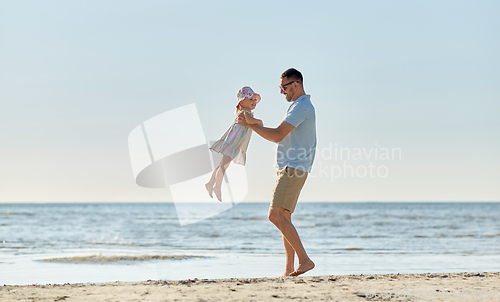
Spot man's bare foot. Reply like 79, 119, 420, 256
213, 185, 222, 202
279, 270, 293, 278
289, 259, 315, 276
205, 183, 213, 198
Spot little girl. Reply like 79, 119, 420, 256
205, 86, 263, 202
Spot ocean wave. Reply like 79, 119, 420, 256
0, 212, 35, 216
86, 241, 160, 246
230, 217, 264, 221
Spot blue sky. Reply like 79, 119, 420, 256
1, 0, 499, 202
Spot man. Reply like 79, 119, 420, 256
238, 68, 316, 277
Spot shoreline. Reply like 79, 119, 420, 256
2, 272, 499, 301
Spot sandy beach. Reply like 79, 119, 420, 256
1, 272, 499, 301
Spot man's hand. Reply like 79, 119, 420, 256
237, 112, 250, 127
243, 111, 264, 126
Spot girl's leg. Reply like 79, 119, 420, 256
213, 155, 232, 202
205, 166, 220, 198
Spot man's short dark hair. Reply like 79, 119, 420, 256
281, 68, 303, 82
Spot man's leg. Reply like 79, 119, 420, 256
268, 206, 315, 276
279, 211, 295, 277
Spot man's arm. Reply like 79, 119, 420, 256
250, 121, 294, 143
238, 112, 294, 143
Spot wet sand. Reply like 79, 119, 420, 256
41, 255, 204, 263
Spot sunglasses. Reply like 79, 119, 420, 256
279, 81, 299, 91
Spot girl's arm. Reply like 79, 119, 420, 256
243, 111, 263, 126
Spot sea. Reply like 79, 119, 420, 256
1, 202, 499, 285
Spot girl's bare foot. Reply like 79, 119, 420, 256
213, 185, 222, 202
289, 259, 315, 276
205, 183, 213, 198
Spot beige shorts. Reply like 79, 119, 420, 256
271, 166, 308, 213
